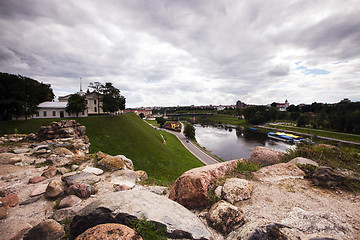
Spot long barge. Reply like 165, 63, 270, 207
267, 132, 303, 144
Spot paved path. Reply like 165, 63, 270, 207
145, 120, 221, 165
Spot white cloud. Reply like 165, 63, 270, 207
0, 0, 359, 107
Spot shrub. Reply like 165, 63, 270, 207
236, 161, 261, 179
131, 216, 167, 240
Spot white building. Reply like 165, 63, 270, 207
59, 92, 105, 115
33, 101, 88, 119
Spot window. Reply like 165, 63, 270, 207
36, 112, 39, 117
85, 100, 88, 104
94, 99, 97, 104
94, 107, 97, 112
43, 111, 47, 117
52, 111, 56, 117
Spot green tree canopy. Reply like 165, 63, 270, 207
184, 124, 196, 140
102, 82, 126, 113
0, 72, 54, 120
156, 117, 166, 127
66, 94, 87, 117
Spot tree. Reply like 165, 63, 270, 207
296, 114, 308, 127
184, 124, 196, 140
102, 82, 126, 114
268, 107, 278, 121
139, 113, 145, 119
156, 117, 166, 127
66, 94, 87, 117
0, 72, 54, 120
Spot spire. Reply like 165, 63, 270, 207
80, 78, 83, 92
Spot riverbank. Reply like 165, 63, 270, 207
259, 124, 360, 146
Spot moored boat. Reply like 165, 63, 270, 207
267, 132, 303, 144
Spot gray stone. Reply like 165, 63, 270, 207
62, 171, 101, 186
115, 155, 134, 170
23, 219, 65, 240
69, 189, 212, 240
45, 179, 64, 198
288, 157, 319, 167
252, 163, 306, 182
111, 169, 137, 188
223, 178, 252, 204
30, 183, 48, 196
248, 146, 285, 166
13, 148, 31, 154
280, 207, 348, 237
133, 185, 169, 195
0, 153, 21, 164
226, 220, 303, 240
82, 166, 104, 175
214, 186, 223, 199
0, 219, 32, 240
72, 164, 79, 171
20, 195, 42, 205
207, 200, 245, 234
135, 170, 148, 182
59, 195, 82, 208
42, 166, 58, 178
52, 147, 74, 156
52, 206, 82, 222
47, 155, 72, 167
311, 166, 349, 188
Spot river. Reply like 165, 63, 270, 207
194, 125, 294, 161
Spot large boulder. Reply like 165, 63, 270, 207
69, 189, 212, 240
252, 163, 305, 182
23, 219, 65, 240
248, 146, 285, 166
207, 200, 245, 234
226, 220, 303, 240
280, 207, 347, 238
169, 159, 242, 209
98, 155, 134, 171
222, 178, 253, 204
111, 169, 137, 188
75, 223, 143, 240
311, 166, 358, 188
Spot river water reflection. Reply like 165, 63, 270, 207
194, 125, 294, 161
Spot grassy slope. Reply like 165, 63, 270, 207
0, 114, 204, 185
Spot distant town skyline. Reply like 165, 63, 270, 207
1, 0, 359, 108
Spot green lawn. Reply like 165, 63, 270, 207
0, 114, 204, 185
268, 124, 360, 143
192, 114, 246, 126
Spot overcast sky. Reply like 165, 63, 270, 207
1, 0, 360, 108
